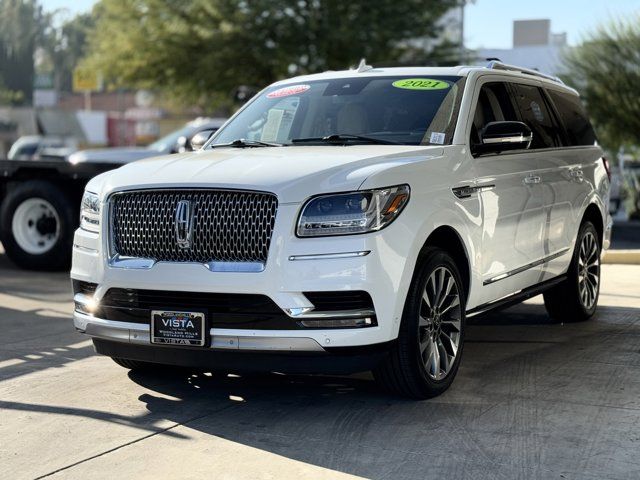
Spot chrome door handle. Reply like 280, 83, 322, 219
570, 169, 584, 181
523, 174, 541, 185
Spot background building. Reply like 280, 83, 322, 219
476, 19, 570, 76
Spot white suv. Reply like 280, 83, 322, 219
71, 62, 612, 398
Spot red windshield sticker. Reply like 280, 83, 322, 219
266, 84, 310, 98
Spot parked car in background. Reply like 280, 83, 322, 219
609, 166, 622, 214
71, 62, 611, 398
8, 135, 77, 161
0, 117, 226, 270
68, 118, 226, 165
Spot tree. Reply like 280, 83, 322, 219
0, 0, 45, 105
84, 0, 463, 109
40, 12, 95, 93
563, 17, 640, 150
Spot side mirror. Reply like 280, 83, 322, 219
475, 121, 533, 155
189, 129, 215, 151
174, 135, 188, 153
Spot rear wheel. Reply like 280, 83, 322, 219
0, 181, 75, 270
543, 221, 601, 322
374, 248, 465, 399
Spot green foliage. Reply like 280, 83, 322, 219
40, 12, 95, 92
84, 0, 463, 109
0, 0, 44, 105
562, 17, 640, 150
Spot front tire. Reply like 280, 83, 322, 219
374, 248, 466, 399
111, 357, 159, 371
0, 181, 75, 270
543, 221, 601, 322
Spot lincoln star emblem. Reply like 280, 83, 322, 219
174, 200, 195, 249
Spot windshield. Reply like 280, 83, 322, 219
147, 125, 197, 152
210, 76, 465, 147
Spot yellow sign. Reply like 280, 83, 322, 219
73, 68, 101, 92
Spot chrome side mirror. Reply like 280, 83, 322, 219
475, 121, 533, 155
189, 129, 216, 151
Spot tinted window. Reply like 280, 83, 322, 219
212, 76, 466, 147
547, 89, 597, 146
511, 84, 562, 149
470, 82, 518, 147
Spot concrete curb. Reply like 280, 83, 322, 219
603, 250, 640, 265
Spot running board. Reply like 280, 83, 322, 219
466, 275, 567, 318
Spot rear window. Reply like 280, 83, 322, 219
510, 84, 562, 149
547, 89, 597, 146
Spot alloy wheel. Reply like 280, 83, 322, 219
578, 231, 600, 310
419, 266, 462, 381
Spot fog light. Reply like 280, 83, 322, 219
74, 293, 99, 315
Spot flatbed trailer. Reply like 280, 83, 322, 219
0, 159, 122, 270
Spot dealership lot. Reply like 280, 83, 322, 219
1, 249, 639, 480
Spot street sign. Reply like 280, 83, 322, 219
73, 68, 101, 92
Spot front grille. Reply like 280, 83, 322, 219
110, 189, 278, 264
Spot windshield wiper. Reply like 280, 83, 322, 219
210, 139, 284, 149
291, 134, 399, 145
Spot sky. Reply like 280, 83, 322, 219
41, 0, 640, 49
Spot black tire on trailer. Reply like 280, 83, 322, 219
0, 180, 76, 271
543, 221, 601, 322
374, 247, 466, 399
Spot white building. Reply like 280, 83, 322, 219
477, 19, 570, 76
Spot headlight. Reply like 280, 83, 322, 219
297, 185, 410, 237
80, 191, 100, 233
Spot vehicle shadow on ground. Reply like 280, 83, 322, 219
1, 301, 639, 478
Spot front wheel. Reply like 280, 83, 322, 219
374, 248, 466, 399
543, 221, 601, 322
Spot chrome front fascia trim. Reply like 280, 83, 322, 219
108, 254, 265, 272
73, 312, 325, 352
288, 251, 371, 261
285, 307, 376, 319
483, 248, 570, 286
73, 244, 98, 254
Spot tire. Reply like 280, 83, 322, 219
111, 357, 159, 371
374, 248, 466, 399
0, 181, 75, 271
543, 221, 601, 322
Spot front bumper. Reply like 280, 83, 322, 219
75, 308, 392, 374
71, 202, 419, 353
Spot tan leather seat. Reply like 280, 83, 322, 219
336, 103, 369, 134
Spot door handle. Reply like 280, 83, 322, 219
570, 169, 584, 181
523, 174, 541, 185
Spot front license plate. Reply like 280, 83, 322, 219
151, 310, 205, 346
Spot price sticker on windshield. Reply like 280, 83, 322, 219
392, 78, 450, 90
266, 84, 310, 98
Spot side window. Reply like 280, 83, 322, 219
510, 84, 562, 149
547, 89, 597, 146
470, 82, 518, 147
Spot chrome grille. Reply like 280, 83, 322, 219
110, 189, 278, 264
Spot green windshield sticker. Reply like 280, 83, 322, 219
392, 78, 450, 90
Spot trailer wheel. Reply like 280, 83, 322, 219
0, 181, 75, 270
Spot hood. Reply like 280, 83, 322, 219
69, 147, 161, 165
88, 145, 443, 203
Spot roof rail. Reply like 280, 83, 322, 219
486, 60, 564, 84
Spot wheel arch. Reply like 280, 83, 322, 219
419, 225, 471, 298
582, 202, 604, 247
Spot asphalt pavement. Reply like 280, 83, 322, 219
1, 247, 640, 480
